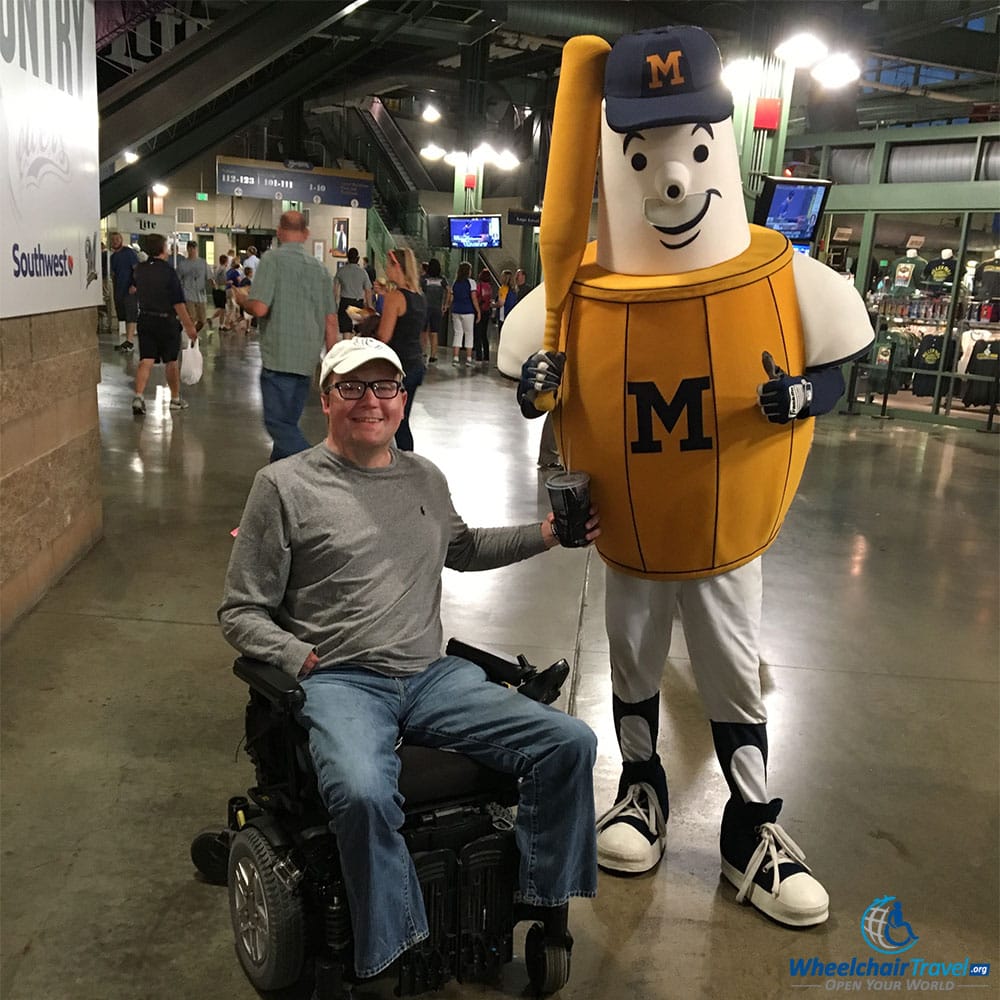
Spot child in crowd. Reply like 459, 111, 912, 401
233, 266, 253, 332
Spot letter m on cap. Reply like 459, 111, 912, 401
646, 50, 685, 89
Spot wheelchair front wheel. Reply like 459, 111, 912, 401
525, 922, 571, 994
228, 826, 305, 991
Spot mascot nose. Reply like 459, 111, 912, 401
657, 162, 690, 203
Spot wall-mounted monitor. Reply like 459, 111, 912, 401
790, 241, 813, 256
752, 177, 832, 244
448, 215, 502, 249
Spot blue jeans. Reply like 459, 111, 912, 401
394, 366, 425, 452
260, 368, 311, 462
296, 656, 598, 978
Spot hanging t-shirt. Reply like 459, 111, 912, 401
889, 255, 928, 294
973, 259, 1000, 300
911, 333, 958, 397
922, 257, 956, 289
962, 339, 999, 407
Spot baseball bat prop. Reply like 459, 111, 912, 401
534, 34, 611, 412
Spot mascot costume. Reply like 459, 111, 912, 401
500, 26, 873, 927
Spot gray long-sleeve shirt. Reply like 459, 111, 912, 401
219, 444, 548, 678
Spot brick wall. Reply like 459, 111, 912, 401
1, 309, 103, 633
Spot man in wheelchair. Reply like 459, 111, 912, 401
217, 337, 601, 988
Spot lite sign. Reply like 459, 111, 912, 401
216, 157, 374, 209
1, 0, 102, 318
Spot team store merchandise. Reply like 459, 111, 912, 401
864, 248, 1000, 411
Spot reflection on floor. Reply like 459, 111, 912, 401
2, 328, 997, 1000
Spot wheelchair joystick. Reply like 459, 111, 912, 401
517, 659, 570, 705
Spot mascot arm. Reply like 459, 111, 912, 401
757, 353, 845, 424
792, 253, 875, 368
497, 284, 547, 378
759, 254, 875, 424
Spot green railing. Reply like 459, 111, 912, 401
366, 208, 394, 272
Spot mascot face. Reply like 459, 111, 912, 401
596, 109, 750, 277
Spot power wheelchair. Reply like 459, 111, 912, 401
191, 639, 576, 998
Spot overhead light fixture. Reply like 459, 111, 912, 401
811, 52, 861, 89
421, 104, 441, 123
419, 143, 446, 161
774, 32, 828, 68
152, 183, 169, 197
470, 142, 498, 166
443, 150, 467, 168
720, 58, 760, 93
124, 150, 139, 164
494, 149, 520, 170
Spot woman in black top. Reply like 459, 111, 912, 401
377, 246, 428, 451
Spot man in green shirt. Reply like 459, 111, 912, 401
234, 211, 338, 461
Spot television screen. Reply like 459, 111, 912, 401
449, 215, 502, 249
753, 177, 832, 243
790, 241, 813, 256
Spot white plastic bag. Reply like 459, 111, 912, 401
180, 337, 203, 385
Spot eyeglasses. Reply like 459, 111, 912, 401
324, 379, 402, 400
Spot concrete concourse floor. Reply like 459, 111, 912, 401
2, 327, 997, 1000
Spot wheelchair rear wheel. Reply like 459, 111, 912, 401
228, 826, 305, 991
524, 922, 571, 995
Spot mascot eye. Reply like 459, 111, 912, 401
630, 152, 647, 171
693, 144, 709, 163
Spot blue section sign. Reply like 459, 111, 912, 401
216, 158, 373, 208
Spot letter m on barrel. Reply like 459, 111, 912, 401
646, 51, 685, 89
628, 378, 713, 453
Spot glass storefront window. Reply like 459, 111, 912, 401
845, 211, 999, 426
949, 214, 1000, 416
817, 212, 865, 279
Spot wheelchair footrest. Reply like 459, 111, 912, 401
396, 850, 458, 995
458, 832, 517, 983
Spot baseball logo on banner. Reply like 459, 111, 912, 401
1, 0, 102, 318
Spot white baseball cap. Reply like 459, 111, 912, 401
319, 337, 404, 387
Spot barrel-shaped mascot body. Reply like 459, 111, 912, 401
557, 229, 809, 579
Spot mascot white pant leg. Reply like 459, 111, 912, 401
601, 561, 828, 926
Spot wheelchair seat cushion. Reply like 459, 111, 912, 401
397, 745, 517, 809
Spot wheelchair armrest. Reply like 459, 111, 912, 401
233, 657, 305, 711
444, 639, 570, 704
445, 638, 529, 687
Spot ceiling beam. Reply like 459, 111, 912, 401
99, 0, 368, 170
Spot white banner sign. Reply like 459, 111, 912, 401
114, 212, 170, 244
0, 0, 102, 318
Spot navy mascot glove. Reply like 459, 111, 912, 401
517, 350, 566, 418
757, 351, 813, 424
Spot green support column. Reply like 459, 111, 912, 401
454, 37, 489, 219
729, 54, 796, 219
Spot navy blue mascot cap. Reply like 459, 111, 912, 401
604, 25, 734, 133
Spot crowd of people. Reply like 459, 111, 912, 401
105, 214, 539, 462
